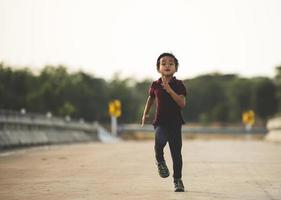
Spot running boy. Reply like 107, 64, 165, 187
141, 53, 187, 192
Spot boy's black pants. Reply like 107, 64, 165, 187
154, 125, 183, 179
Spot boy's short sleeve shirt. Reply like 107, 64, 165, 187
149, 77, 187, 127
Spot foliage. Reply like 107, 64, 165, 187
0, 62, 280, 124
275, 66, 281, 112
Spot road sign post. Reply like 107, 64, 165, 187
108, 100, 121, 136
111, 115, 117, 136
242, 110, 255, 132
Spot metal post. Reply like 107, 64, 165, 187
111, 116, 117, 136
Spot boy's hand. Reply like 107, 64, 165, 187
141, 114, 149, 127
162, 77, 172, 93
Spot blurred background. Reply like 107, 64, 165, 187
1, 0, 281, 142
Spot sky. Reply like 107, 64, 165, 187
1, 0, 281, 80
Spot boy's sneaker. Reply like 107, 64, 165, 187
156, 161, 170, 178
174, 178, 185, 192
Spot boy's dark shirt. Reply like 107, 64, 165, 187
149, 77, 187, 127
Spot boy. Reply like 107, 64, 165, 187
141, 53, 187, 192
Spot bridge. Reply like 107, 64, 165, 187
0, 111, 281, 199
1, 140, 281, 200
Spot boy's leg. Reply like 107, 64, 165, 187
154, 126, 168, 162
155, 126, 170, 178
167, 126, 183, 179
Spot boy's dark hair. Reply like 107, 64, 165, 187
156, 53, 179, 71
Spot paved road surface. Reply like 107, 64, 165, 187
0, 140, 281, 200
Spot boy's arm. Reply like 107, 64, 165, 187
162, 79, 186, 109
167, 90, 186, 109
141, 96, 155, 127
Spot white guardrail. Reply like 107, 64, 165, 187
0, 110, 118, 150
266, 117, 281, 142
118, 124, 267, 134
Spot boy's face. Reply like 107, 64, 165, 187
158, 56, 177, 77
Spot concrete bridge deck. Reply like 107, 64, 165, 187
0, 140, 281, 200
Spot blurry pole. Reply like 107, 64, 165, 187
46, 112, 52, 118
242, 110, 255, 134
108, 99, 121, 136
111, 116, 117, 136
20, 108, 26, 115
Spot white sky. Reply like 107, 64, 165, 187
1, 0, 281, 80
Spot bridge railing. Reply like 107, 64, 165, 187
0, 109, 100, 150
266, 117, 281, 142
0, 109, 94, 131
119, 124, 267, 135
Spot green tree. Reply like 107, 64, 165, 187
26, 65, 69, 113
275, 66, 281, 113
1, 62, 280, 125
108, 75, 139, 123
226, 78, 253, 122
64, 72, 109, 121
58, 101, 76, 116
251, 77, 278, 121
183, 74, 233, 123
0, 63, 35, 110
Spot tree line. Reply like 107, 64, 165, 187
1, 62, 280, 125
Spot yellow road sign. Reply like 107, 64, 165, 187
242, 110, 255, 125
109, 99, 121, 118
